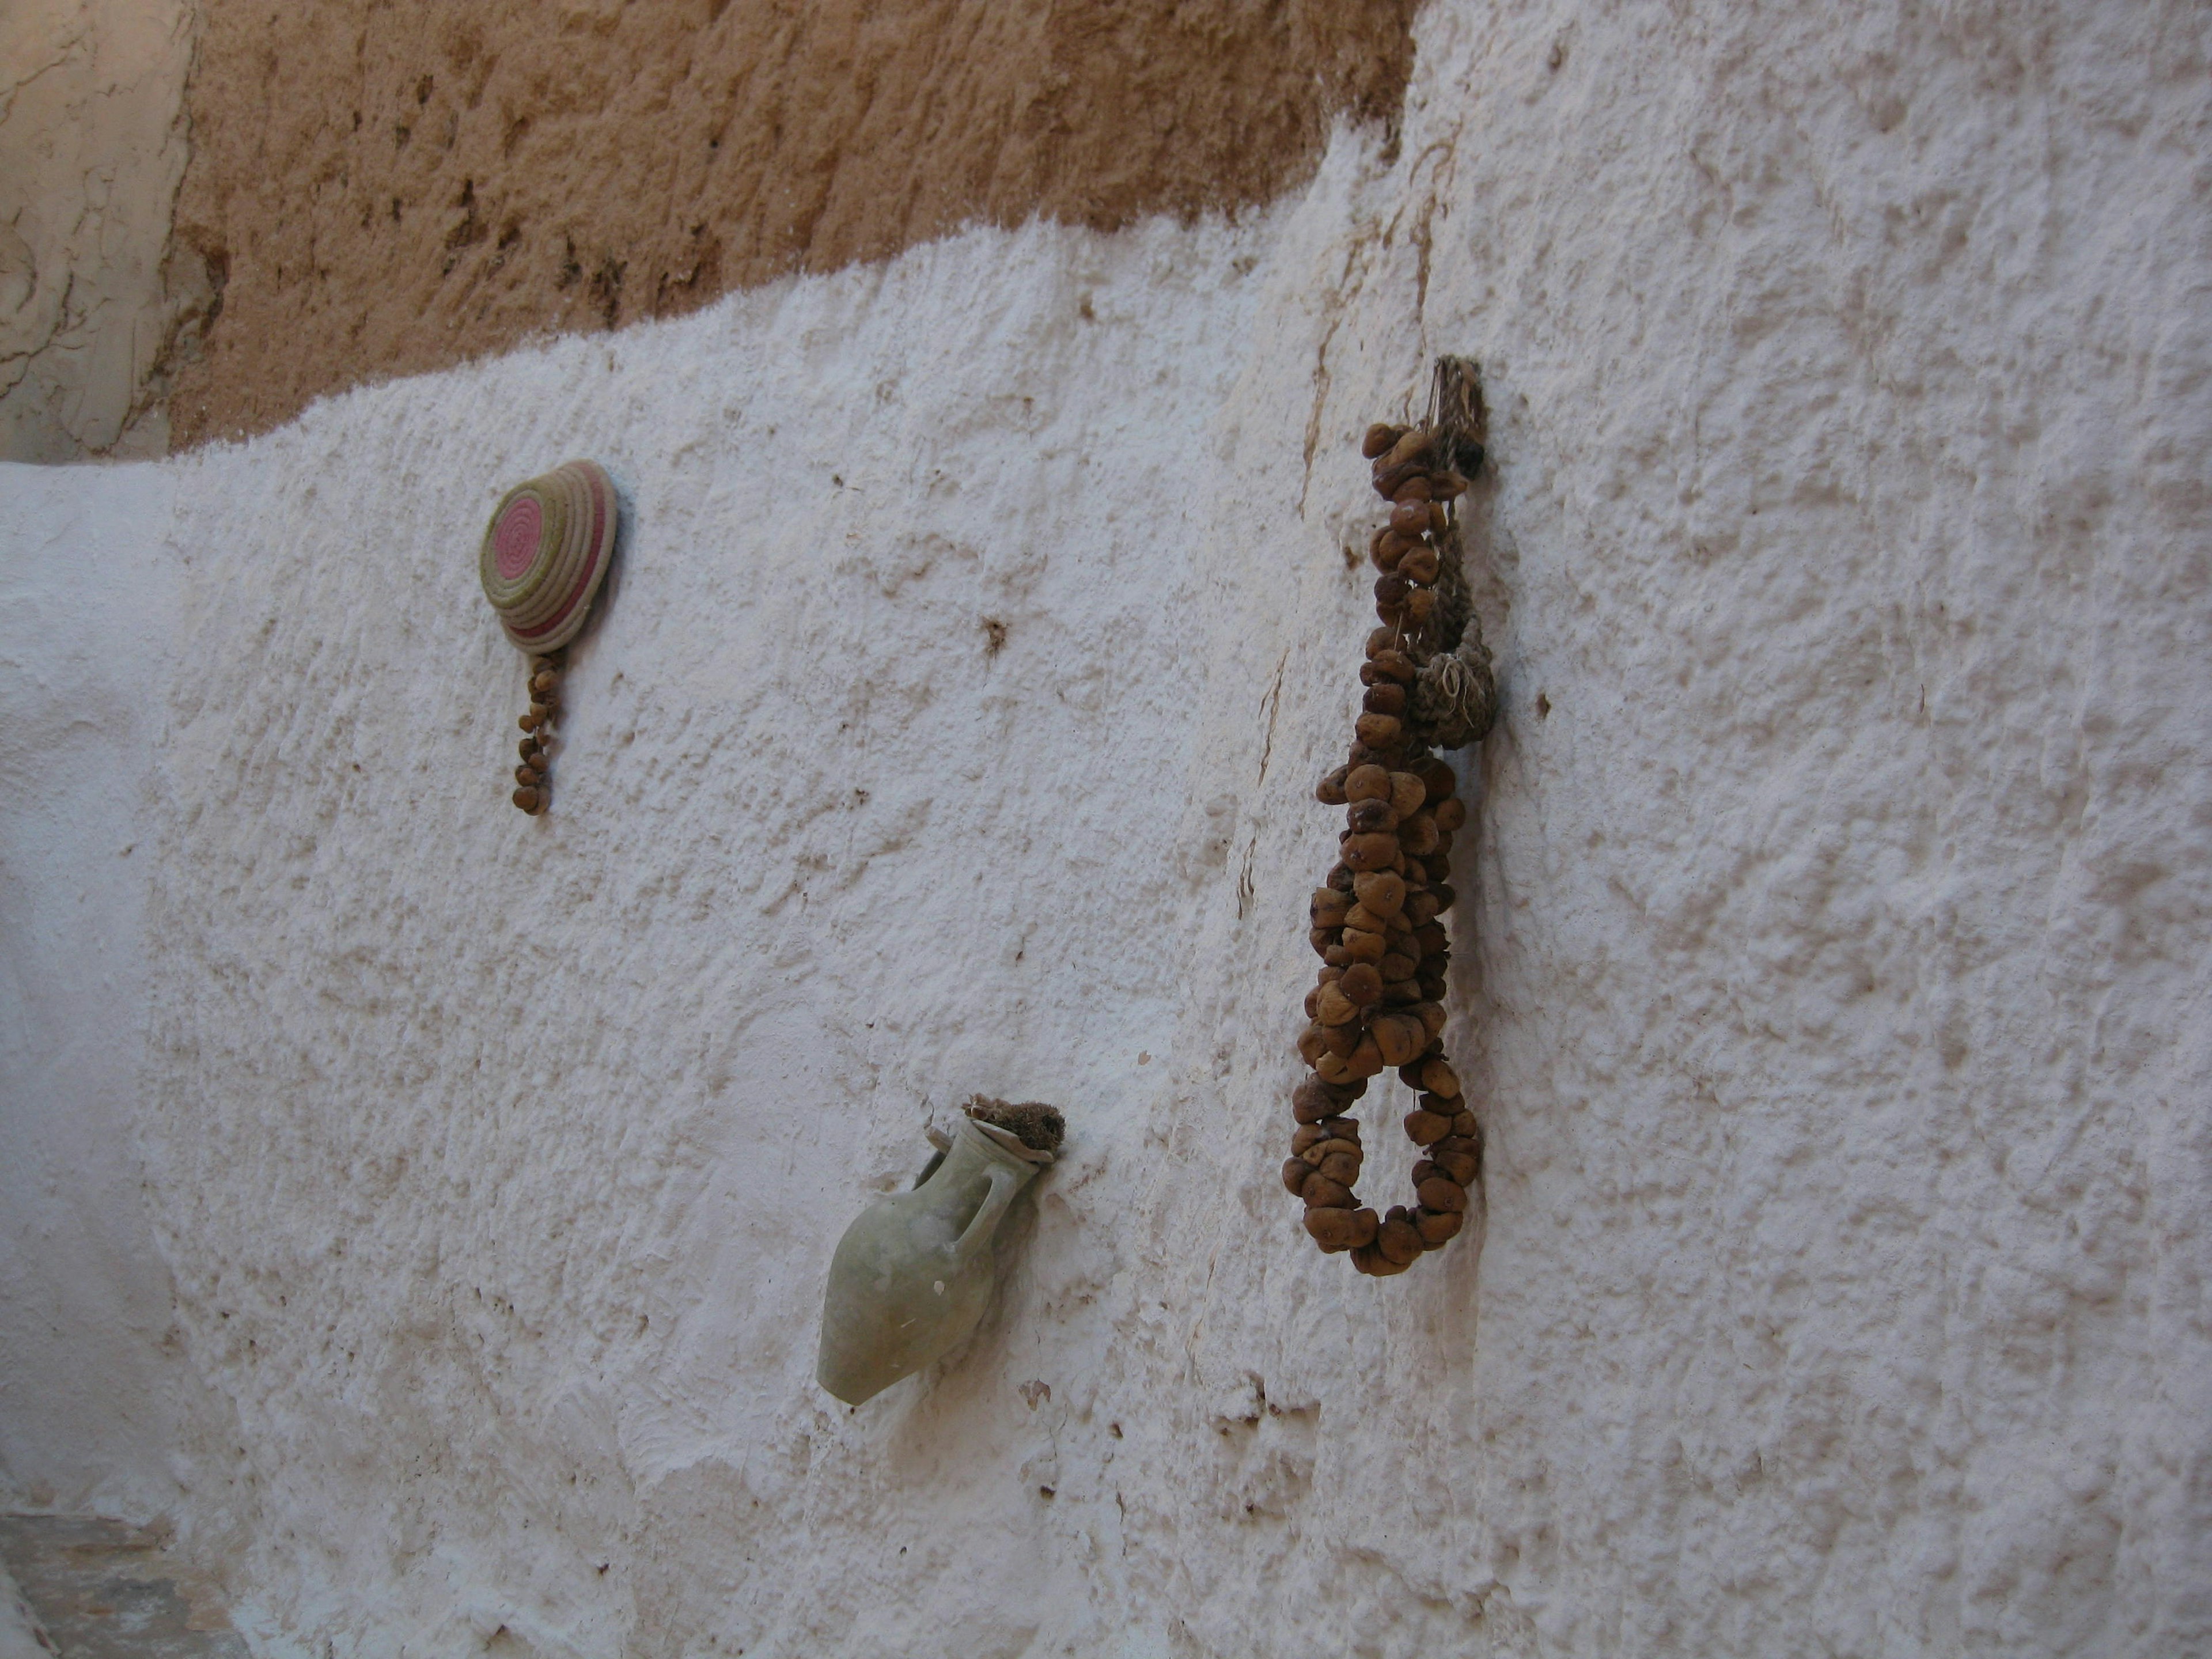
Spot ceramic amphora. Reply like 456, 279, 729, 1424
816, 1119, 1047, 1406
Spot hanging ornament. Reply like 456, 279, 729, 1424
816, 1098, 1065, 1406
1286, 358, 1499, 1276
478, 460, 619, 813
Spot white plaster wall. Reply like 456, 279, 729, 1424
0, 463, 213, 1518
2, 0, 2209, 1654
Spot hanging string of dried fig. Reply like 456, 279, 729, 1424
512, 651, 563, 813
1285, 358, 1499, 1278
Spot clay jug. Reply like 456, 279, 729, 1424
816, 1119, 1047, 1405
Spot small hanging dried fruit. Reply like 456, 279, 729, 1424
1355, 712, 1404, 749
1301, 1175, 1355, 1210
1403, 1108, 1454, 1146
1344, 764, 1392, 802
1315, 984, 1359, 1027
1338, 962, 1384, 1005
1370, 1014, 1427, 1068
1376, 1214, 1424, 1266
1304, 1207, 1377, 1251
1353, 871, 1406, 915
1430, 1146, 1480, 1185
1346, 799, 1399, 835
1381, 429, 1433, 469
1342, 832, 1399, 871
1362, 423, 1407, 459
1415, 1208, 1463, 1246
1338, 929, 1387, 964
1340, 903, 1391, 938
1350, 1241, 1413, 1276
1417, 1057, 1461, 1099
1292, 1078, 1358, 1123
1312, 1150, 1365, 1189
1416, 1176, 1468, 1214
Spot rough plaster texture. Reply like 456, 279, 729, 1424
0, 1513, 249, 1657
168, 0, 1416, 447
0, 463, 214, 1521
2, 0, 2210, 1654
0, 0, 203, 461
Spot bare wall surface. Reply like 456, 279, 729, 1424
0, 0, 203, 461
166, 0, 1419, 447
2, 0, 2210, 1654
0, 465, 214, 1518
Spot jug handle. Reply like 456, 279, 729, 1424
953, 1165, 1022, 1267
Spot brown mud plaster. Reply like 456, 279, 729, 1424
169, 0, 1419, 446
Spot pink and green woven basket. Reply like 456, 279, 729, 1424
479, 459, 618, 653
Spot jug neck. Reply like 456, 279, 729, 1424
935, 1117, 1042, 1184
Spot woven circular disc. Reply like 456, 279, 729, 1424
479, 460, 618, 653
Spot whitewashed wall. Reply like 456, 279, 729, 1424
3, 1, 2209, 1654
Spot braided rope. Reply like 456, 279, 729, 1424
1285, 361, 1498, 1276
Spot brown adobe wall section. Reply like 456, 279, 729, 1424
168, 0, 1418, 446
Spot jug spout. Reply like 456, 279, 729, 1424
816, 1111, 1056, 1406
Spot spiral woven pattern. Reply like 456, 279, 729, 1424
479, 460, 618, 653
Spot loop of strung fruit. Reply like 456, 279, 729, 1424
1287, 373, 1495, 1278
511, 651, 564, 815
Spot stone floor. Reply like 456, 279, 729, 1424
0, 1517, 245, 1659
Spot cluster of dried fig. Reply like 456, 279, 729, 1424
1286, 364, 1498, 1277
511, 652, 563, 813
